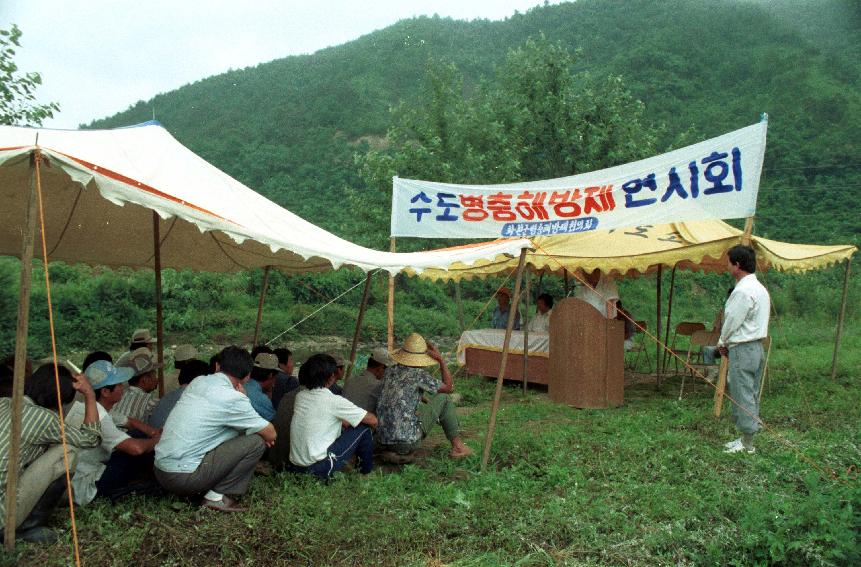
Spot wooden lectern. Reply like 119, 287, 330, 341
549, 297, 625, 408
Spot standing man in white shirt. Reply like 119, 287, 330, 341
717, 245, 770, 454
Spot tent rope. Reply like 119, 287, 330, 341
33, 149, 83, 566
265, 270, 381, 346
531, 241, 846, 482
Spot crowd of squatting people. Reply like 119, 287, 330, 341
0, 328, 473, 543
0, 245, 769, 544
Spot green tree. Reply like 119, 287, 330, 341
0, 24, 59, 126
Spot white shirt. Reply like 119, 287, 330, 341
65, 401, 130, 505
290, 388, 367, 467
718, 273, 770, 347
575, 274, 619, 318
155, 373, 269, 473
527, 310, 551, 333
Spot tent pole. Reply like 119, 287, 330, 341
481, 248, 528, 471
830, 258, 852, 380
387, 237, 396, 351
742, 217, 754, 246
454, 280, 465, 334
537, 270, 544, 297
564, 269, 569, 296
347, 271, 374, 378
655, 265, 663, 385
4, 150, 40, 549
252, 266, 272, 347
152, 211, 165, 397
661, 265, 677, 377
522, 272, 530, 395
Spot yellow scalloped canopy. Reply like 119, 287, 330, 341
410, 220, 856, 281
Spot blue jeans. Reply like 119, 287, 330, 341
300, 424, 374, 479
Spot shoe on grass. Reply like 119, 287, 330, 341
723, 439, 755, 454
202, 495, 246, 513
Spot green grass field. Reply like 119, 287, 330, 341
4, 330, 859, 566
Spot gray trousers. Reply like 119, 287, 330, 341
155, 434, 264, 497
2, 445, 77, 529
727, 340, 765, 435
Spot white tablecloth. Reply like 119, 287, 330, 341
456, 328, 550, 365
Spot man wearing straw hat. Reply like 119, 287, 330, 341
376, 333, 472, 460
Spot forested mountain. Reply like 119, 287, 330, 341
88, 0, 860, 247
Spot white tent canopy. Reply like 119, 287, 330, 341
0, 122, 529, 274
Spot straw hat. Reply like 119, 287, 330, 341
173, 344, 197, 362
391, 333, 437, 367
131, 328, 156, 344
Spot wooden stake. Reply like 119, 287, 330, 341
454, 280, 465, 334
347, 271, 374, 378
387, 237, 396, 352
4, 151, 39, 549
661, 265, 677, 377
655, 265, 663, 384
152, 211, 165, 397
522, 272, 530, 395
713, 356, 729, 417
252, 266, 272, 347
481, 248, 528, 471
563, 269, 570, 296
830, 258, 852, 380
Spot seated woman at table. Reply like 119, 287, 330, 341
490, 287, 520, 330
527, 294, 553, 333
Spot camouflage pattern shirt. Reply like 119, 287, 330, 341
376, 365, 441, 445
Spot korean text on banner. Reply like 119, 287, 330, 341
390, 121, 767, 239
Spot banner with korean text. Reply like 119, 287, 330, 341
391, 121, 767, 238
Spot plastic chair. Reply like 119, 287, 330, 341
678, 329, 719, 399
624, 320, 652, 373
664, 321, 706, 376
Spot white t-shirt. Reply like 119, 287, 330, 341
527, 310, 551, 333
289, 388, 367, 467
65, 401, 131, 505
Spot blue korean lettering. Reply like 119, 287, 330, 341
661, 166, 689, 202
732, 147, 742, 191
702, 151, 734, 195
435, 192, 460, 221
409, 191, 433, 222
622, 173, 658, 207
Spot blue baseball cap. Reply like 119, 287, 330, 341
84, 360, 133, 389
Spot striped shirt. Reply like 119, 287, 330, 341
110, 386, 158, 427
0, 396, 101, 521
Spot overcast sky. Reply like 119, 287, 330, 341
2, 0, 561, 129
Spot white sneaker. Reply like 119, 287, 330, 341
723, 439, 755, 454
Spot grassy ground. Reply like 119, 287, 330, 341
4, 332, 860, 566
